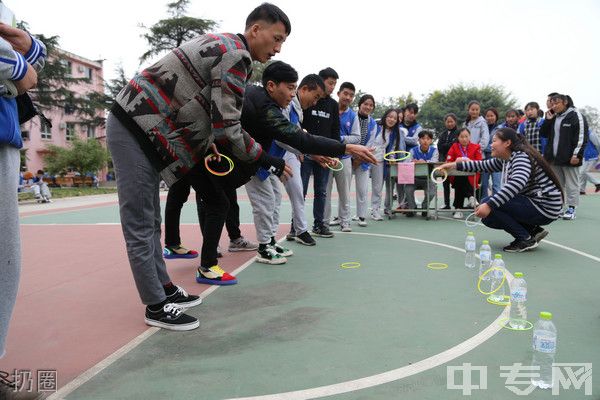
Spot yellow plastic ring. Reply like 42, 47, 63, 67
477, 266, 507, 295
486, 294, 511, 306
430, 167, 448, 184
328, 158, 344, 171
465, 212, 482, 227
427, 262, 448, 270
341, 262, 361, 269
498, 317, 533, 331
383, 150, 411, 162
204, 153, 234, 176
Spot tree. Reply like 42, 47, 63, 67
248, 60, 272, 85
419, 84, 518, 133
351, 90, 417, 119
18, 22, 107, 127
43, 137, 109, 176
580, 105, 599, 133
139, 0, 217, 63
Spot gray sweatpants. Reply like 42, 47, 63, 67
0, 144, 20, 358
579, 159, 600, 191
353, 164, 370, 219
106, 115, 170, 305
552, 165, 580, 207
371, 162, 385, 215
245, 174, 282, 244
324, 157, 352, 226
283, 152, 307, 234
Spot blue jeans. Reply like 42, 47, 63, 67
480, 152, 502, 199
481, 195, 554, 240
301, 158, 330, 229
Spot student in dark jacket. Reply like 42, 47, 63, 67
540, 93, 588, 220
437, 113, 459, 209
300, 67, 340, 238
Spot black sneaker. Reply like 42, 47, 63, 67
144, 304, 199, 331
286, 230, 296, 241
503, 237, 538, 253
165, 285, 203, 308
530, 226, 549, 243
312, 225, 334, 238
294, 231, 316, 246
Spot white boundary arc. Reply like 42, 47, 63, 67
226, 231, 509, 400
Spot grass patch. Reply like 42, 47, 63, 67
18, 187, 118, 201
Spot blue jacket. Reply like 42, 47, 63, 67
0, 35, 46, 148
584, 130, 599, 161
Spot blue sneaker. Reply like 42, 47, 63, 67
163, 245, 199, 259
562, 207, 576, 220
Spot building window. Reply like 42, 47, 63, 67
66, 123, 76, 141
41, 120, 52, 139
21, 130, 29, 141
86, 67, 93, 80
87, 125, 95, 138
61, 59, 72, 76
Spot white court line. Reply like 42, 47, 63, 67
47, 250, 262, 400
225, 231, 510, 400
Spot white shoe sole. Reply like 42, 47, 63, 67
144, 318, 200, 331
172, 297, 203, 308
256, 256, 287, 265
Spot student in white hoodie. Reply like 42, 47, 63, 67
464, 100, 490, 151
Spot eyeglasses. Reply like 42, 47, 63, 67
549, 98, 563, 104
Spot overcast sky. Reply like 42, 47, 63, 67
7, 0, 600, 114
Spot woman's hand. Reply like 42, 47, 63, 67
474, 203, 491, 218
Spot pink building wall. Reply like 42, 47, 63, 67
20, 49, 107, 180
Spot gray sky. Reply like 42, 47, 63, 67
7, 0, 600, 114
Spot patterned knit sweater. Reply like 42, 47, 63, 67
112, 33, 270, 185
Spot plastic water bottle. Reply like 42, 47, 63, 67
509, 272, 527, 328
465, 231, 476, 269
488, 254, 506, 303
479, 240, 492, 279
531, 312, 557, 389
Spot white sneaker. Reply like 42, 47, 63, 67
453, 211, 464, 219
468, 196, 478, 208
358, 218, 367, 227
351, 215, 359, 221
330, 217, 341, 226
340, 224, 352, 232
371, 212, 383, 221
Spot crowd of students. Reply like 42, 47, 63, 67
102, 3, 598, 331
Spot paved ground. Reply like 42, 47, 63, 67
2, 188, 599, 399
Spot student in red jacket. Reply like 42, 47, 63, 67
446, 127, 482, 218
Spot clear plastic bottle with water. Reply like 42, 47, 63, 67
465, 231, 476, 269
479, 240, 492, 279
488, 254, 506, 302
509, 272, 527, 328
531, 312, 557, 389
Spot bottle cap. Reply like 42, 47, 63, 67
540, 312, 553, 320
514, 272, 523, 278
494, 254, 502, 259
482, 240, 489, 244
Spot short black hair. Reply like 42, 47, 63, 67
299, 74, 325, 92
525, 102, 539, 110
418, 130, 434, 139
262, 61, 298, 87
37, 169, 44, 175
547, 92, 559, 98
517, 109, 525, 117
318, 67, 339, 80
246, 3, 291, 35
338, 81, 355, 93
405, 103, 419, 114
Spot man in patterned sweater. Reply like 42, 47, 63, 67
107, 3, 292, 331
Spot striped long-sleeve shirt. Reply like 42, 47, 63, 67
457, 151, 563, 219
